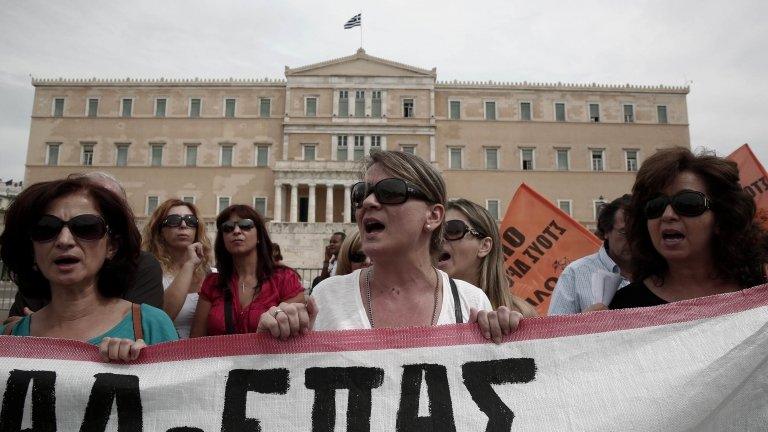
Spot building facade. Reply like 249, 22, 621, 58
24, 49, 690, 268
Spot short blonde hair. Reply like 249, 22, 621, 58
335, 230, 362, 276
365, 151, 446, 255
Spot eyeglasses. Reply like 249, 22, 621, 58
444, 219, 485, 241
351, 178, 430, 208
162, 214, 199, 228
219, 218, 256, 233
644, 190, 711, 219
349, 250, 367, 263
30, 214, 109, 242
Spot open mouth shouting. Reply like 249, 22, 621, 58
363, 217, 386, 235
53, 255, 81, 271
661, 228, 686, 246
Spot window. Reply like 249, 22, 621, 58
521, 148, 534, 170
225, 98, 236, 118
253, 197, 267, 216
555, 103, 566, 122
626, 150, 639, 172
81, 143, 95, 166
371, 91, 382, 118
121, 98, 132, 117
182, 196, 195, 204
354, 90, 365, 117
486, 200, 500, 221
556, 149, 570, 170
657, 105, 668, 124
623, 104, 634, 123
256, 145, 269, 167
150, 144, 163, 166
336, 136, 348, 160
338, 90, 349, 117
353, 136, 365, 161
449, 100, 461, 120
401, 145, 415, 155
155, 98, 167, 117
593, 199, 607, 221
591, 149, 605, 171
403, 99, 414, 118
485, 101, 496, 120
485, 148, 498, 170
87, 98, 99, 117
220, 144, 233, 166
370, 136, 381, 154
306, 97, 317, 117
520, 102, 532, 121
185, 144, 198, 167
303, 144, 316, 161
53, 98, 64, 117
46, 143, 60, 166
557, 200, 572, 216
147, 196, 159, 215
589, 103, 600, 122
259, 98, 271, 117
190, 98, 201, 118
449, 147, 462, 169
116, 143, 129, 167
218, 197, 231, 214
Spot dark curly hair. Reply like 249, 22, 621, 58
628, 147, 768, 288
214, 204, 276, 292
0, 177, 141, 300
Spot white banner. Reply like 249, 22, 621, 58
2, 284, 768, 431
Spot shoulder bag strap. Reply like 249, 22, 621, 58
132, 303, 144, 340
224, 287, 235, 335
449, 278, 463, 323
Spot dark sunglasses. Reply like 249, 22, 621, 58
162, 214, 199, 228
349, 250, 367, 263
30, 214, 109, 242
444, 219, 485, 241
644, 190, 711, 219
219, 218, 256, 233
351, 178, 429, 208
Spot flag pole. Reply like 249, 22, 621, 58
360, 11, 363, 48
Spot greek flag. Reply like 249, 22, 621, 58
344, 14, 361, 29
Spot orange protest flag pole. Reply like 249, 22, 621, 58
727, 143, 768, 214
500, 183, 602, 315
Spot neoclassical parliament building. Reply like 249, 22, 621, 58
24, 49, 690, 267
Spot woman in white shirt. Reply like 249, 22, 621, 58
257, 151, 520, 342
143, 199, 212, 338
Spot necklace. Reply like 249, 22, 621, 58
365, 266, 440, 328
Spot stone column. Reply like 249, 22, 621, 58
290, 183, 299, 223
364, 135, 371, 157
347, 135, 354, 161
331, 135, 337, 161
273, 183, 282, 222
381, 135, 387, 151
343, 184, 352, 223
430, 135, 436, 162
325, 184, 334, 223
332, 90, 339, 117
282, 133, 289, 160
308, 183, 316, 224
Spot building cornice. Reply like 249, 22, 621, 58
436, 80, 689, 94
31, 77, 286, 87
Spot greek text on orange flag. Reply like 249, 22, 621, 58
500, 183, 602, 315
727, 143, 768, 213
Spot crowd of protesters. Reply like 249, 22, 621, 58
1, 147, 767, 361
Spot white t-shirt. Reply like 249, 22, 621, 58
312, 268, 492, 330
162, 274, 199, 339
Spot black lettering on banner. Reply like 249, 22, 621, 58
744, 185, 756, 197
548, 220, 567, 235
760, 177, 768, 190
751, 178, 765, 194
525, 242, 544, 261
501, 228, 526, 261
526, 277, 560, 306
521, 249, 540, 264
505, 259, 531, 281
221, 368, 289, 432
80, 373, 142, 432
305, 367, 384, 432
462, 358, 537, 432
0, 370, 56, 432
396, 364, 456, 432
535, 234, 553, 250
167, 428, 204, 432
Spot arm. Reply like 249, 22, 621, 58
124, 252, 164, 308
318, 245, 333, 279
163, 243, 203, 320
189, 298, 211, 338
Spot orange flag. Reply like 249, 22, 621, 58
727, 144, 768, 213
500, 183, 602, 315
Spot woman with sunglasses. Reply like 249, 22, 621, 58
257, 151, 520, 343
437, 199, 538, 317
0, 178, 178, 361
143, 199, 213, 338
190, 205, 304, 337
610, 147, 768, 309
334, 230, 371, 276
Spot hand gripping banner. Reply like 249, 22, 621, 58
1, 284, 768, 431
